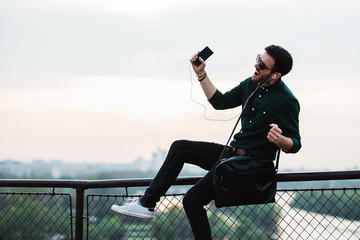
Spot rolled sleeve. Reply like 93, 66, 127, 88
277, 99, 301, 153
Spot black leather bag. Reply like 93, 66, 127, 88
212, 152, 279, 208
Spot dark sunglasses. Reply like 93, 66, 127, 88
256, 54, 273, 71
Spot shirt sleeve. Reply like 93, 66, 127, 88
208, 83, 243, 110
276, 98, 302, 153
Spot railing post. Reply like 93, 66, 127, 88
75, 185, 85, 240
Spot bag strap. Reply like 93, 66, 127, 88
275, 149, 280, 173
218, 83, 262, 160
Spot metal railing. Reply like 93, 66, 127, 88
1, 170, 360, 239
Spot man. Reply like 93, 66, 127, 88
111, 45, 301, 239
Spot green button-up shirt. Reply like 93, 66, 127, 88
209, 77, 301, 159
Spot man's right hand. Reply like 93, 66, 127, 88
190, 53, 216, 100
190, 53, 206, 76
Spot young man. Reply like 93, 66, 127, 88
111, 45, 301, 239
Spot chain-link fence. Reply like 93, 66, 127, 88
87, 188, 360, 240
0, 192, 73, 240
276, 188, 360, 239
1, 177, 360, 240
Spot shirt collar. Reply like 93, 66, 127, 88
263, 78, 283, 91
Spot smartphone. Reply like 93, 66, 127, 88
193, 46, 213, 66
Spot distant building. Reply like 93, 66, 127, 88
0, 147, 207, 179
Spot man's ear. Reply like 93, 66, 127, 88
272, 73, 281, 80
267, 72, 281, 86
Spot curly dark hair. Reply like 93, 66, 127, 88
265, 45, 293, 76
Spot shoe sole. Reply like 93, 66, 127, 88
111, 205, 154, 219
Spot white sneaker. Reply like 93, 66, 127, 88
111, 199, 155, 219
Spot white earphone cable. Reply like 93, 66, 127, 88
189, 63, 240, 121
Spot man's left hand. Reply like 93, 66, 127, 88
267, 123, 282, 143
267, 123, 294, 152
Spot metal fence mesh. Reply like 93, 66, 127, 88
1, 188, 359, 239
87, 188, 360, 240
276, 188, 360, 240
0, 192, 73, 240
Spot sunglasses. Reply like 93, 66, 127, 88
256, 54, 273, 71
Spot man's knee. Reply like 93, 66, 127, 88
183, 192, 208, 218
182, 193, 193, 211
170, 139, 189, 151
183, 191, 202, 211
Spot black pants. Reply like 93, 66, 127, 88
142, 140, 232, 240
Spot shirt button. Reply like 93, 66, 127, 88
259, 95, 262, 98
250, 120, 252, 123
252, 108, 255, 111
263, 111, 266, 114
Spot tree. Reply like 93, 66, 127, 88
290, 189, 360, 220
210, 203, 281, 239
0, 194, 71, 240
151, 204, 192, 239
88, 216, 126, 240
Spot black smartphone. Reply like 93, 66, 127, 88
193, 46, 213, 66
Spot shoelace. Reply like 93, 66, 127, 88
123, 198, 139, 206
123, 197, 155, 211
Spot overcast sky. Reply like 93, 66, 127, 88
1, 0, 359, 170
